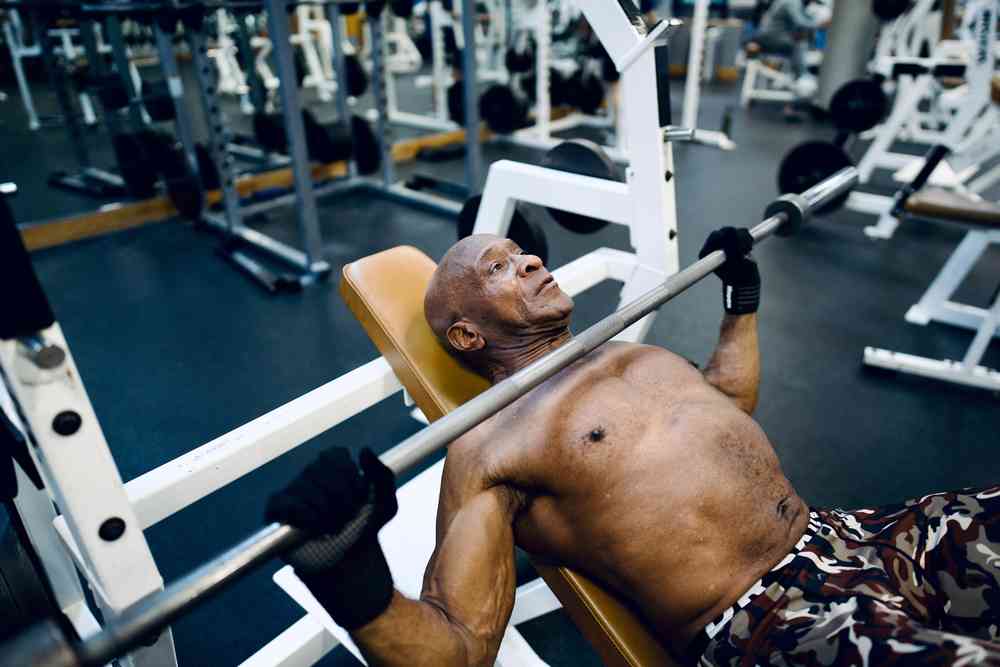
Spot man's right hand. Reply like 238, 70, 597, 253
266, 447, 398, 630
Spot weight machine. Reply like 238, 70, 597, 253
0, 8, 141, 131
847, 0, 999, 239
681, 0, 736, 150
494, 0, 628, 161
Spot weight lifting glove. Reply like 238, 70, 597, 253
698, 227, 760, 315
265, 447, 398, 630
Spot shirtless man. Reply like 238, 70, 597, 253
267, 229, 1000, 666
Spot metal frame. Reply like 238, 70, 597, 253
854, 0, 998, 185
864, 229, 1000, 391
681, 0, 735, 150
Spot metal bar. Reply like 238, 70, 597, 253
369, 12, 396, 187
460, 0, 482, 189
152, 24, 199, 177
264, 0, 325, 266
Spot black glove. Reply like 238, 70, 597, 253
698, 227, 760, 315
266, 447, 398, 630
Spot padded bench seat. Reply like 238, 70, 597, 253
905, 188, 1000, 227
340, 246, 678, 667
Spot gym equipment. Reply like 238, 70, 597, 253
541, 140, 618, 234
777, 141, 854, 216
478, 83, 530, 134
827, 78, 889, 134
505, 42, 535, 73
0, 166, 857, 667
136, 130, 205, 220
90, 74, 175, 122
872, 0, 913, 22
776, 78, 890, 210
457, 195, 550, 265
34, 10, 131, 199
343, 53, 368, 96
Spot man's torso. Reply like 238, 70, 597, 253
451, 342, 810, 645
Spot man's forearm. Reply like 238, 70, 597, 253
704, 313, 760, 414
352, 591, 482, 667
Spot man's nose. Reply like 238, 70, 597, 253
518, 254, 543, 276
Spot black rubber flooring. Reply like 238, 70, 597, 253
4, 70, 1000, 666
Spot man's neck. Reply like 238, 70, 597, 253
487, 329, 573, 384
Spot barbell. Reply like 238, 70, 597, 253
0, 167, 859, 667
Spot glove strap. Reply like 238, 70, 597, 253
297, 537, 394, 630
723, 282, 760, 315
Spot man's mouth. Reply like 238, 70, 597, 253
536, 275, 556, 295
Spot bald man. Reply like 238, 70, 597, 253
267, 230, 1000, 666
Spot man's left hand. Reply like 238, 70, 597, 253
699, 227, 760, 315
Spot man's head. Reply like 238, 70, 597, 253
424, 235, 574, 376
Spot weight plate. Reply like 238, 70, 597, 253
479, 84, 528, 134
351, 115, 381, 176
344, 55, 368, 97
777, 141, 853, 215
541, 140, 617, 234
829, 79, 888, 134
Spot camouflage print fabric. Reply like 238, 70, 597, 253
690, 486, 1000, 666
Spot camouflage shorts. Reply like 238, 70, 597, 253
689, 486, 1000, 666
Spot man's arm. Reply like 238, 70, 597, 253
352, 447, 520, 667
777, 0, 822, 31
703, 313, 759, 414
698, 227, 761, 414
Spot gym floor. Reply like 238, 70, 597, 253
5, 69, 1000, 665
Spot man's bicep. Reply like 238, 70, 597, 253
421, 486, 519, 663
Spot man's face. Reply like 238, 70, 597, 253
463, 237, 574, 335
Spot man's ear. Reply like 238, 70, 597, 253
446, 320, 485, 353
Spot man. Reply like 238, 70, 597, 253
750, 0, 829, 121
267, 229, 1000, 665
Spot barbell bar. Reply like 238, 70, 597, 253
0, 167, 859, 667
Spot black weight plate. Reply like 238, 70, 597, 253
447, 81, 464, 125
563, 71, 605, 114
777, 140, 853, 215
138, 129, 204, 219
303, 109, 353, 163
390, 0, 412, 17
94, 74, 129, 110
142, 80, 175, 122
829, 79, 889, 133
351, 115, 381, 175
541, 140, 617, 233
194, 143, 221, 191
111, 133, 158, 198
479, 84, 528, 134
872, 0, 911, 21
344, 55, 368, 97
253, 112, 288, 154
457, 195, 550, 266
505, 46, 534, 73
